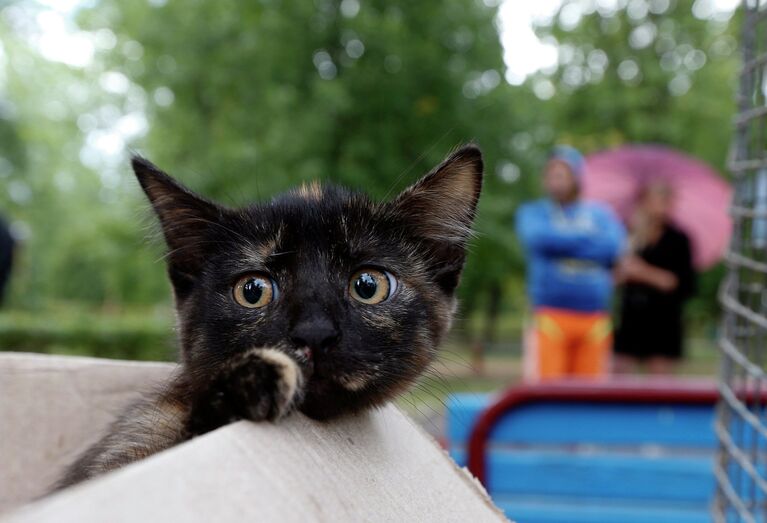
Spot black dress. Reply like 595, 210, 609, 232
614, 224, 696, 360
0, 216, 13, 305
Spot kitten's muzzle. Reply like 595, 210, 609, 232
288, 314, 340, 383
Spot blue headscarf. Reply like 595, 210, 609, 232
549, 145, 585, 183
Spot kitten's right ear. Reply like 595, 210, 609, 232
132, 156, 226, 297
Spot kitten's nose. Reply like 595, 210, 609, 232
289, 318, 340, 353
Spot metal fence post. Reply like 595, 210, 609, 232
715, 2, 767, 521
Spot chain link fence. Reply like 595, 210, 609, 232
715, 1, 767, 521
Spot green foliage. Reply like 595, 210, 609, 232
535, 0, 739, 170
80, 0, 513, 198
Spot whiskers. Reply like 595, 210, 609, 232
388, 348, 496, 441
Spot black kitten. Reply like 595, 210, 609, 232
55, 145, 483, 488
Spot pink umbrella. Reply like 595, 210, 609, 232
583, 145, 732, 270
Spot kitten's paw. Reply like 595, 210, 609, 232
244, 348, 304, 419
189, 348, 304, 434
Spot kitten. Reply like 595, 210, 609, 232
54, 145, 483, 489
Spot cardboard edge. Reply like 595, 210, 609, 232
3, 410, 509, 523
392, 405, 510, 522
0, 351, 175, 371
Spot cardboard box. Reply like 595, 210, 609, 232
0, 353, 506, 522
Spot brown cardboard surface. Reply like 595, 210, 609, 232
0, 352, 173, 511
0, 353, 507, 522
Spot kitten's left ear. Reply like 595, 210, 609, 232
392, 145, 483, 291
132, 156, 228, 298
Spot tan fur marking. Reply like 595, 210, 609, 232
296, 181, 323, 201
337, 373, 372, 391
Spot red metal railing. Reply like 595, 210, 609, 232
466, 379, 720, 487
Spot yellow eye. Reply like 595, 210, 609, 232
233, 274, 276, 308
349, 268, 396, 305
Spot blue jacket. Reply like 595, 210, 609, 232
516, 199, 626, 313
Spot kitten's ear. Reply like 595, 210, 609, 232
132, 156, 226, 297
392, 145, 483, 292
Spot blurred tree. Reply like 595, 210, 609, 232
0, 5, 169, 309
533, 0, 739, 171
81, 1, 511, 197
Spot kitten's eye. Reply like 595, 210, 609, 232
233, 273, 276, 308
349, 268, 397, 305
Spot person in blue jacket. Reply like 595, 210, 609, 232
516, 145, 626, 379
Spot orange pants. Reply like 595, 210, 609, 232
530, 307, 612, 380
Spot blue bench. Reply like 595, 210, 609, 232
446, 380, 720, 523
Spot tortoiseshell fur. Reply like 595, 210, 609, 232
54, 145, 483, 489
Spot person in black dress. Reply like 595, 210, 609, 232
0, 215, 14, 306
614, 182, 696, 375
